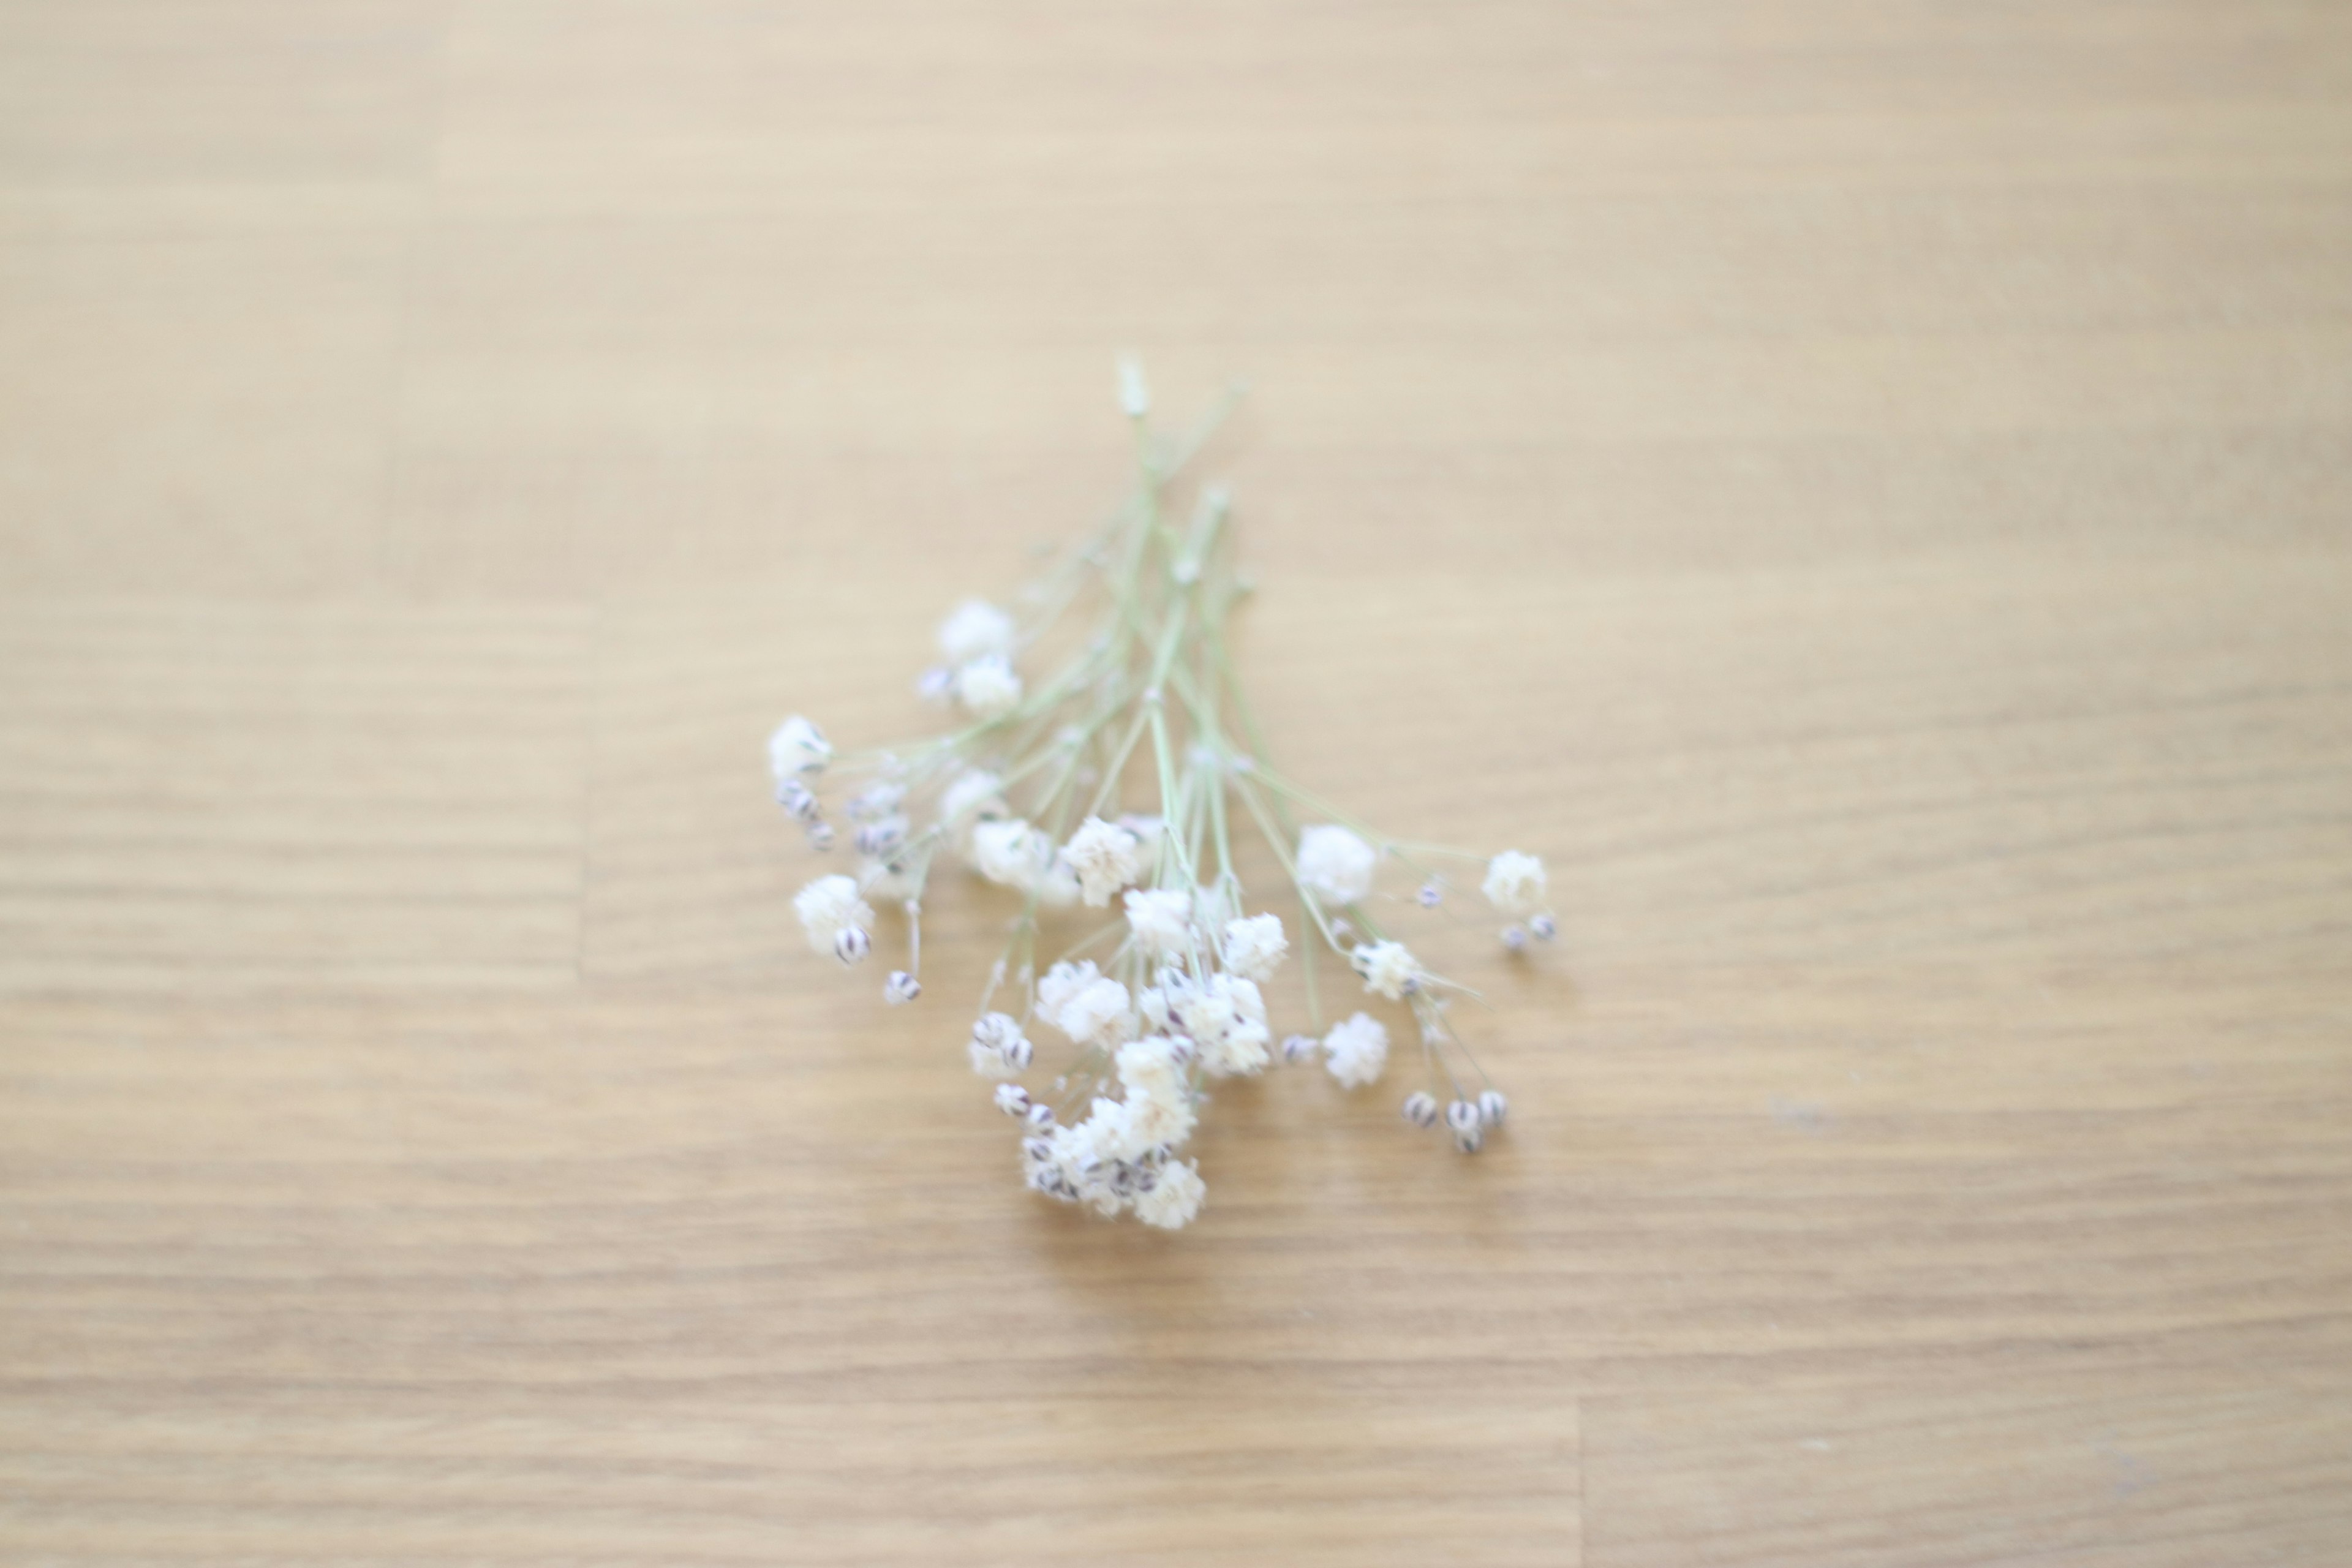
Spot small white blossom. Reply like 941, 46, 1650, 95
938, 599, 1017, 666
1115, 1035, 1197, 1151
1062, 816, 1145, 907
1135, 1159, 1205, 1230
1038, 960, 1098, 1023
767, 715, 832, 778
884, 970, 921, 1005
793, 874, 873, 957
1322, 1012, 1389, 1088
1401, 1091, 1439, 1128
832, 927, 870, 963
1477, 1089, 1509, 1128
1351, 939, 1422, 1001
1446, 1097, 1485, 1153
1041, 964, 1133, 1049
1297, 824, 1377, 907
1175, 974, 1272, 1077
1481, 850, 1548, 917
1123, 888, 1194, 957
954, 655, 1022, 720
971, 818, 1052, 891
993, 1083, 1031, 1117
1220, 912, 1287, 982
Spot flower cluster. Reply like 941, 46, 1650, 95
771, 364, 1557, 1228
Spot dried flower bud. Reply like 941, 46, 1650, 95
1500, 923, 1527, 952
1281, 1033, 1317, 1065
833, 927, 871, 965
854, 816, 907, 858
1477, 1090, 1509, 1128
1446, 1098, 1480, 1135
1401, 1091, 1439, 1128
994, 1084, 1031, 1117
775, 778, 819, 820
883, 970, 921, 1005
806, 820, 835, 852
1025, 1102, 1057, 1132
1530, 912, 1557, 941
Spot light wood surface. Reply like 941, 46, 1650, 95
4, 3, 2349, 1562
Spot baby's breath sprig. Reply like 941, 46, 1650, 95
771, 362, 1558, 1229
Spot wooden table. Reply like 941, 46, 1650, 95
4, 4, 2348, 1562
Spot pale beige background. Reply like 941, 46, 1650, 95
4, 3, 2350, 1563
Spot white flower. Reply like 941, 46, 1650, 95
1175, 974, 1271, 1077
1482, 850, 1548, 917
1135, 985, 1174, 1033
994, 1083, 1031, 1116
971, 818, 1052, 890
1046, 969, 1134, 1049
767, 715, 832, 778
954, 655, 1022, 720
792, 874, 872, 956
1322, 1012, 1389, 1088
1135, 1159, 1204, 1230
937, 768, 1006, 854
1220, 913, 1287, 982
1062, 816, 1144, 907
1038, 960, 1099, 1023
1116, 1036, 1197, 1151
1123, 888, 1194, 957
1351, 938, 1422, 1001
1297, 824, 1377, 906
938, 599, 1017, 666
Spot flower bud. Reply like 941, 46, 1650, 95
1500, 923, 1527, 952
1025, 1102, 1057, 1131
993, 1084, 1031, 1117
1530, 912, 1557, 941
1416, 880, 1443, 908
1477, 1089, 1509, 1128
883, 970, 921, 1005
775, 778, 819, 820
1401, 1091, 1439, 1128
832, 927, 870, 965
1280, 1033, 1317, 1065
806, 820, 835, 852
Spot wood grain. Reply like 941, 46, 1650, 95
3, 2, 2348, 1562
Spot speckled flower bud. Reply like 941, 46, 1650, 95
1401, 1091, 1439, 1128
